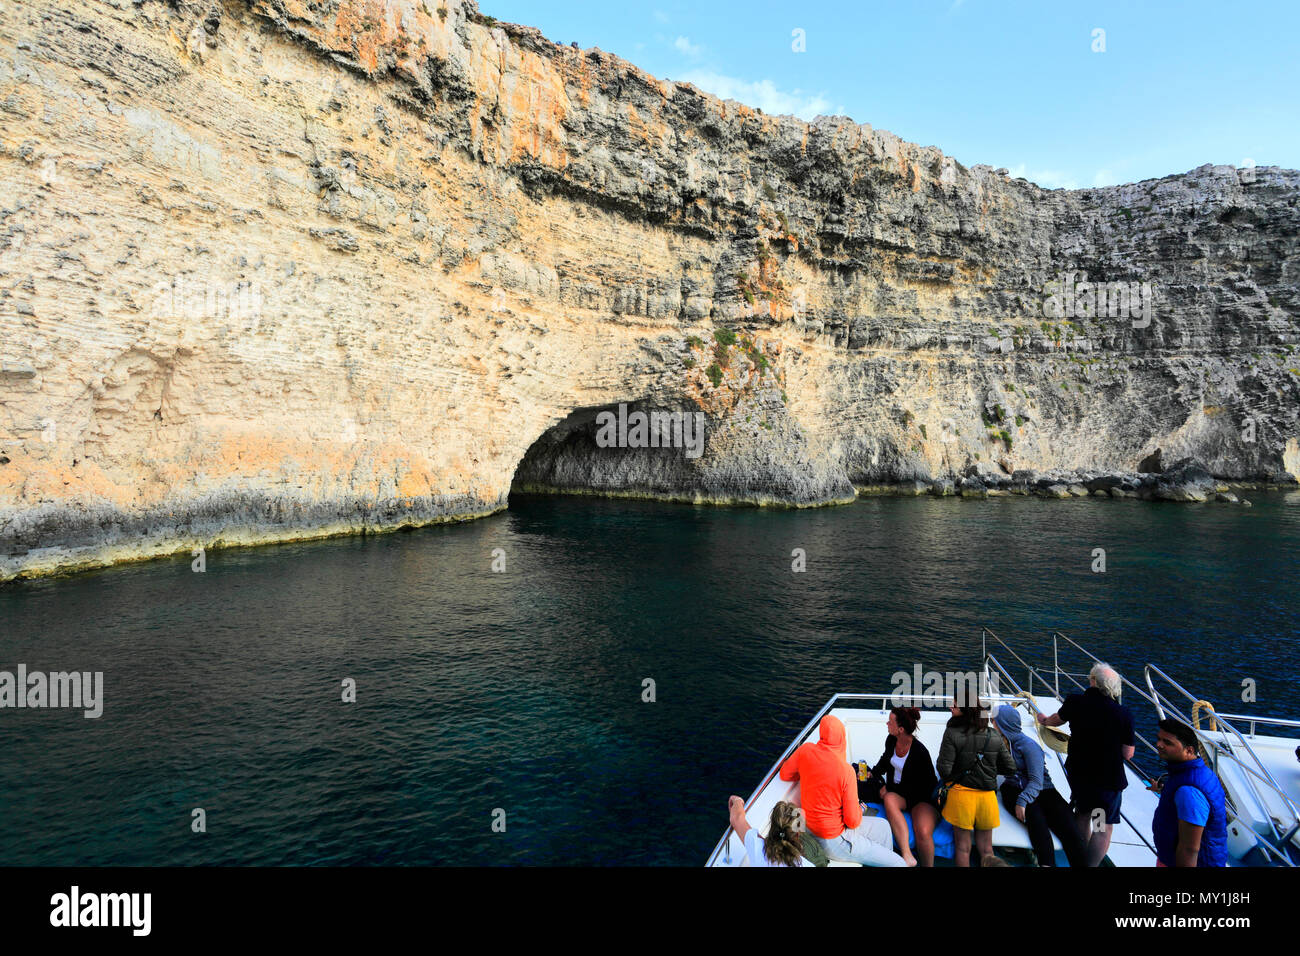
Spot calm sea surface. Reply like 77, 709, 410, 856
2, 492, 1298, 865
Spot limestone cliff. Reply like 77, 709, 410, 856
1, 0, 1297, 580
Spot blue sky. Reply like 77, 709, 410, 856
479, 0, 1299, 189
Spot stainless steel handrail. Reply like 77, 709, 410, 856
1051, 631, 1168, 758
994, 636, 1299, 866
982, 629, 1094, 701
1049, 633, 1299, 863
1212, 713, 1300, 737
1143, 662, 1300, 854
1004, 643, 1292, 869
982, 627, 1061, 697
1052, 631, 1163, 709
710, 633, 1298, 867
983, 652, 1159, 859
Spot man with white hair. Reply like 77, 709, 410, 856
1037, 662, 1136, 866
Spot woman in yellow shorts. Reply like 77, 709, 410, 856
937, 701, 1019, 866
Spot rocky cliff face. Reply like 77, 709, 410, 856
2, 0, 1298, 580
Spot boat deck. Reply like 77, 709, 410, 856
710, 695, 1158, 867
710, 627, 1300, 867
1200, 728, 1300, 852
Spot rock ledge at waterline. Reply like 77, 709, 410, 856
2, 0, 1298, 580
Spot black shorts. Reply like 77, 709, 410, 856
1070, 786, 1122, 825
883, 780, 938, 814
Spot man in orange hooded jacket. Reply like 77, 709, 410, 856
780, 715, 907, 866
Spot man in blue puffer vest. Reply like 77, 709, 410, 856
1150, 719, 1228, 867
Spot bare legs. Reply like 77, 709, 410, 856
1075, 813, 1113, 867
727, 795, 752, 842
912, 802, 938, 867
952, 826, 994, 867
882, 792, 917, 866
882, 794, 938, 867
952, 827, 971, 866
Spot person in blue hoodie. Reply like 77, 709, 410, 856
1150, 719, 1228, 867
994, 704, 1087, 867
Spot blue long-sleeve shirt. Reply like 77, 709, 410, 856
994, 705, 1056, 807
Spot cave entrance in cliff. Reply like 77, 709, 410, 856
508, 401, 708, 502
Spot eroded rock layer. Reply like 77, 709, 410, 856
2, 0, 1298, 580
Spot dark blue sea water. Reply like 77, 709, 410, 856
2, 492, 1298, 865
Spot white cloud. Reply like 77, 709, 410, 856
653, 9, 670, 24
677, 69, 836, 121
674, 36, 702, 58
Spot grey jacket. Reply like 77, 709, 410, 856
937, 719, 1018, 792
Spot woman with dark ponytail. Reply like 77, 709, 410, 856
727, 796, 810, 867
938, 698, 1019, 867
859, 706, 940, 866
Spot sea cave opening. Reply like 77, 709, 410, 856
508, 400, 710, 505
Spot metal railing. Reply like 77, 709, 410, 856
1050, 632, 1297, 865
1143, 663, 1300, 863
1049, 631, 1163, 760
982, 627, 1064, 698
709, 630, 1299, 867
1040, 630, 1296, 867
1211, 713, 1300, 738
982, 646, 1160, 859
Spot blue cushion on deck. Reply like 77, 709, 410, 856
865, 802, 955, 859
